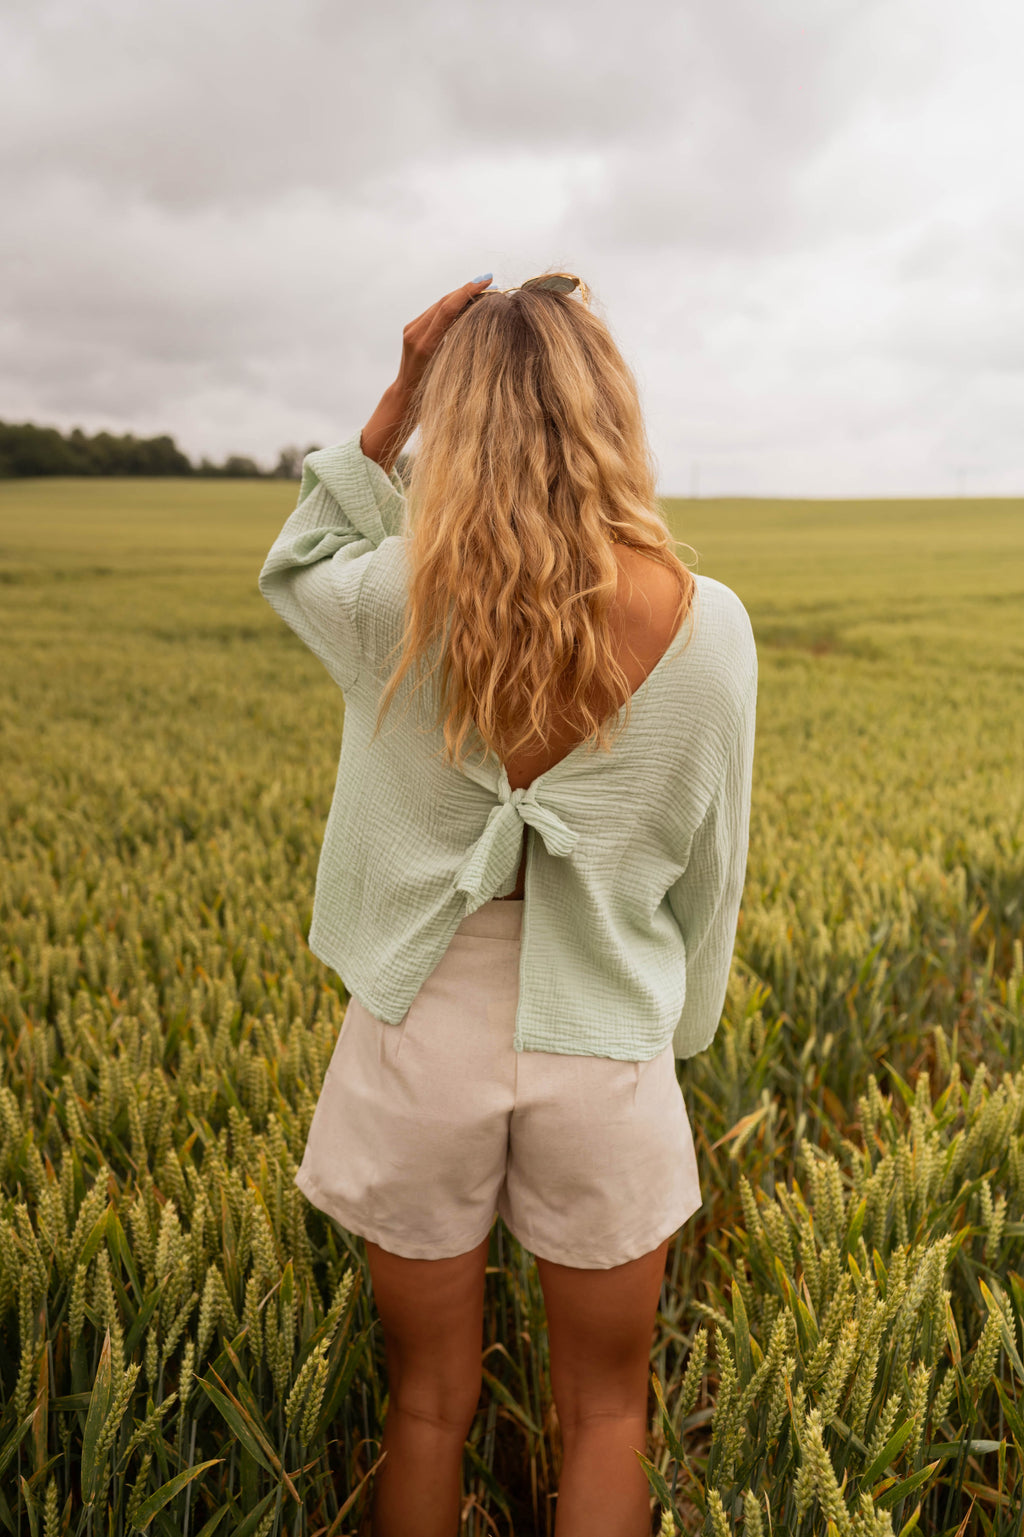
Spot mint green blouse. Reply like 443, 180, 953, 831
258, 434, 757, 1062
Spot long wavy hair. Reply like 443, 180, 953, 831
372, 273, 698, 772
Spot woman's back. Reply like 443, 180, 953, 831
258, 267, 757, 1064
259, 429, 754, 1062
498, 550, 688, 896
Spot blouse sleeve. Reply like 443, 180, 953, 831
668, 666, 757, 1059
257, 432, 408, 692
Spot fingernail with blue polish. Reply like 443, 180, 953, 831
472, 272, 492, 283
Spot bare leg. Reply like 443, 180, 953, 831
538, 1238, 670, 1537
363, 1232, 490, 1537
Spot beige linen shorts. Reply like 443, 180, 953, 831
295, 897, 703, 1269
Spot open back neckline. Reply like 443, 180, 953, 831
488, 584, 698, 794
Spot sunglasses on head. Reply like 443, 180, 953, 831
470, 272, 591, 307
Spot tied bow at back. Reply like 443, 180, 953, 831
454, 775, 578, 914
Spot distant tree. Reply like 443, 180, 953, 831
220, 455, 263, 478
68, 427, 97, 472
0, 419, 196, 476
0, 417, 286, 477
272, 446, 302, 479
133, 433, 193, 476
0, 422, 80, 475
88, 431, 125, 474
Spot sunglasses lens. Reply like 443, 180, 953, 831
522, 274, 579, 295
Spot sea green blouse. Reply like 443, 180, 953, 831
258, 434, 757, 1062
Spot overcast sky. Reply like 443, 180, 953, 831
3, 0, 1022, 496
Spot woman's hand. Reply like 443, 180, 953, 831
395, 274, 493, 397
361, 274, 493, 473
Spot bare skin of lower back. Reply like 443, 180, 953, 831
495, 549, 687, 899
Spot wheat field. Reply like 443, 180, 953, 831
1, 472, 1022, 1535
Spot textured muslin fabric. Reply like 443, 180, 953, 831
294, 899, 704, 1268
258, 433, 758, 1064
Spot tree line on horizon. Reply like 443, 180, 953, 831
0, 418, 321, 480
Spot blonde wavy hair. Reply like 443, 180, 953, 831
372, 272, 697, 772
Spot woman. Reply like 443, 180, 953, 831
259, 272, 757, 1536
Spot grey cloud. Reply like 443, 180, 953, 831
564, 0, 935, 255
2, 0, 1022, 493
1, 0, 446, 210
3, 0, 680, 213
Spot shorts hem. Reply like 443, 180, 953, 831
499, 1196, 703, 1270
294, 1168, 496, 1261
